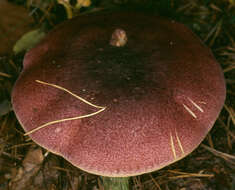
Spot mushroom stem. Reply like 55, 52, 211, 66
101, 176, 130, 190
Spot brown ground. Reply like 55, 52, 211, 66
0, 0, 235, 189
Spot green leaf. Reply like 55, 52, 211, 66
13, 29, 45, 54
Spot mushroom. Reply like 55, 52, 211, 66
12, 11, 226, 189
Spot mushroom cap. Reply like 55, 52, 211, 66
12, 11, 226, 177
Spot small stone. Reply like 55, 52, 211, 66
110, 28, 128, 47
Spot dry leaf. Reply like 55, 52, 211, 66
0, 0, 34, 55
9, 147, 44, 190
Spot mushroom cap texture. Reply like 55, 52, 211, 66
12, 11, 226, 177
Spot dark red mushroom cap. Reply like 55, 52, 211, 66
12, 11, 226, 177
